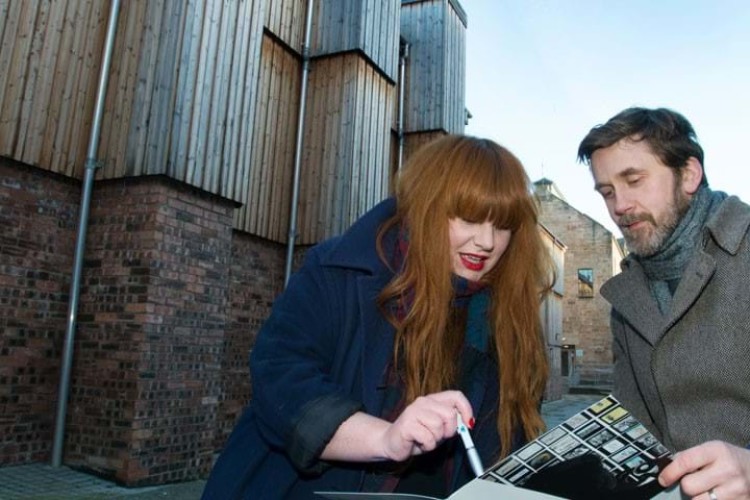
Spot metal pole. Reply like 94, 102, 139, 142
52, 0, 121, 467
397, 41, 410, 171
284, 0, 315, 287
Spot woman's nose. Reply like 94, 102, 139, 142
473, 223, 495, 249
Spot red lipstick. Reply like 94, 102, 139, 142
460, 254, 485, 271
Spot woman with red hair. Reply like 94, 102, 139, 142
203, 135, 554, 499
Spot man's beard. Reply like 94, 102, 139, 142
619, 188, 691, 257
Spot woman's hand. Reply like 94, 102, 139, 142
321, 390, 474, 463
380, 390, 474, 462
658, 441, 750, 499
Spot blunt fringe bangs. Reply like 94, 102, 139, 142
397, 136, 536, 233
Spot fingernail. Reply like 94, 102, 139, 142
469, 418, 475, 429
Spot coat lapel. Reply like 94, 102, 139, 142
664, 250, 715, 332
603, 253, 717, 346
601, 262, 664, 346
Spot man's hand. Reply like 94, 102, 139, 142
658, 441, 750, 499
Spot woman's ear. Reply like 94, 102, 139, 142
681, 157, 703, 195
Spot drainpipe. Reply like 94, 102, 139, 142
284, 0, 315, 287
397, 41, 410, 171
52, 0, 121, 467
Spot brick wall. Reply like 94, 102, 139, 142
61, 176, 237, 485
217, 232, 285, 450
0, 158, 79, 465
0, 162, 310, 484
0, 158, 324, 486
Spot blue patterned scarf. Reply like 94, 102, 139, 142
636, 186, 727, 314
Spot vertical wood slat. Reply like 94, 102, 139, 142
137, 1, 166, 175
168, 0, 204, 181
444, 2, 465, 132
0, 0, 110, 178
237, 32, 300, 241
186, 0, 218, 187
242, 0, 267, 214
298, 54, 324, 242
46, 1, 78, 172
353, 58, 366, 223
109, 0, 149, 177
36, 0, 67, 170
265, 0, 304, 52
0, 0, 11, 50
257, 39, 280, 235
48, 0, 103, 176
0, 2, 30, 155
0, 0, 38, 154
51, 0, 88, 173
338, 56, 355, 234
14, 0, 46, 160
268, 43, 296, 240
274, 34, 299, 242
242, 34, 272, 234
223, 0, 246, 200
68, 0, 106, 170
204, 0, 229, 192
319, 56, 341, 240
296, 44, 325, 242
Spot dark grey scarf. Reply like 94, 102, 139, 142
636, 186, 727, 314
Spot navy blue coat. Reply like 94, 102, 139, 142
202, 199, 508, 499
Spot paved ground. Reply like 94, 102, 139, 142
0, 393, 603, 499
541, 392, 605, 429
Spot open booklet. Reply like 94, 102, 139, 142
317, 395, 685, 499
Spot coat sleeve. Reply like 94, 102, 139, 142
610, 311, 657, 433
250, 246, 365, 474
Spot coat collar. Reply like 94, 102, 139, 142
703, 196, 750, 255
319, 198, 396, 275
601, 196, 750, 345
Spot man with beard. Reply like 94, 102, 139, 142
578, 107, 750, 500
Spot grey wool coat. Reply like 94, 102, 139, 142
601, 196, 750, 452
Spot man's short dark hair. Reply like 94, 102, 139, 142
577, 107, 708, 187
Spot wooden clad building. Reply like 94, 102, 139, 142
0, 0, 472, 485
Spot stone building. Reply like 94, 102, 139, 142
539, 224, 567, 400
534, 178, 626, 391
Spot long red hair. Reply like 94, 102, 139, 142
377, 135, 553, 458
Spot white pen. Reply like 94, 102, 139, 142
456, 413, 484, 477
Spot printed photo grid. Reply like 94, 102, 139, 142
482, 396, 672, 489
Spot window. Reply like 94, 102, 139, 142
577, 268, 594, 298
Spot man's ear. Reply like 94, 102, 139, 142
681, 157, 703, 195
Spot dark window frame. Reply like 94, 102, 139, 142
577, 268, 594, 298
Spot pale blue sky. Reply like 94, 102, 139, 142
463, 0, 750, 234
